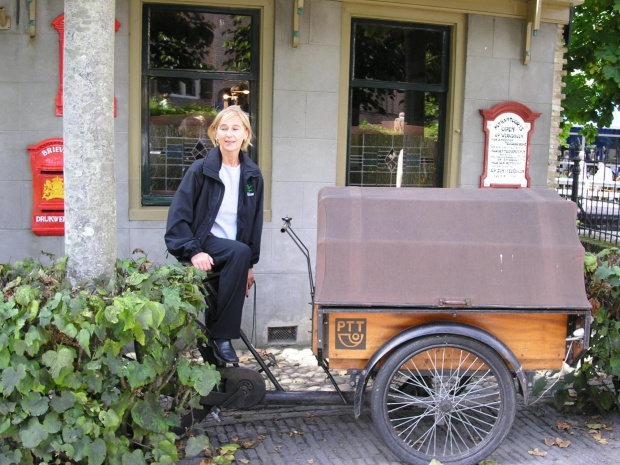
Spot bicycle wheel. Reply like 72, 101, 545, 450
370, 335, 516, 465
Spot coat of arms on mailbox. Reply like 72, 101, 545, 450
27, 138, 65, 236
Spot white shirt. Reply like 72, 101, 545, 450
211, 164, 240, 240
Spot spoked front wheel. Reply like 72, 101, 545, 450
370, 335, 516, 465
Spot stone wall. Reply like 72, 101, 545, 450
460, 15, 558, 188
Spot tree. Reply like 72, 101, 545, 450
562, 0, 620, 141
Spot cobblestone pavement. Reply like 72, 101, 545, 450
178, 347, 620, 465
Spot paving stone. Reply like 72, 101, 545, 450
178, 347, 620, 465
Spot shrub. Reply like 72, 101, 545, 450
554, 248, 620, 412
0, 255, 220, 464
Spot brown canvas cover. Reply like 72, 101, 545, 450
315, 187, 590, 310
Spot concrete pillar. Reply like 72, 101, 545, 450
63, 0, 117, 283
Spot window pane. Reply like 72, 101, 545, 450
147, 78, 253, 195
353, 22, 445, 84
348, 89, 441, 188
148, 10, 252, 72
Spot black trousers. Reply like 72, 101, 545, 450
203, 235, 251, 340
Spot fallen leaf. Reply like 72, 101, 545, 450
274, 446, 281, 451
428, 460, 444, 465
239, 460, 250, 464
257, 435, 266, 440
478, 461, 499, 465
556, 421, 572, 430
242, 441, 256, 449
231, 437, 239, 442
586, 423, 605, 430
555, 438, 571, 448
308, 460, 314, 464
528, 448, 548, 457
289, 430, 305, 436
590, 431, 602, 440
544, 437, 555, 447
591, 415, 602, 419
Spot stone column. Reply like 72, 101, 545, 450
63, 0, 117, 283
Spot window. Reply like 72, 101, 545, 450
141, 3, 260, 206
347, 19, 450, 188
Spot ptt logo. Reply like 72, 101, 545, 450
335, 319, 366, 350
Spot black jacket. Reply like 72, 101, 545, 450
165, 147, 264, 266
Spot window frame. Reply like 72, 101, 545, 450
346, 17, 451, 188
128, 0, 273, 221
141, 3, 260, 206
336, 4, 465, 188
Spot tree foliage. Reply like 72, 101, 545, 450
562, 0, 620, 140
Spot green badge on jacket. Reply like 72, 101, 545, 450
246, 184, 254, 196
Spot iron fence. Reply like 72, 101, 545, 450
556, 157, 620, 245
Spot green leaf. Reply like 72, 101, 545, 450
121, 450, 147, 465
14, 285, 36, 307
42, 346, 76, 380
185, 435, 211, 457
531, 376, 549, 397
0, 449, 22, 465
125, 360, 157, 390
86, 438, 107, 465
78, 328, 92, 356
177, 358, 191, 385
43, 412, 62, 435
24, 326, 48, 357
62, 424, 85, 444
84, 372, 103, 393
99, 409, 121, 429
19, 417, 48, 449
0, 347, 10, 369
50, 391, 75, 413
1, 364, 27, 396
22, 392, 50, 416
191, 365, 220, 397
127, 272, 149, 286
131, 392, 168, 434
147, 301, 166, 329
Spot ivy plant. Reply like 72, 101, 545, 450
0, 255, 220, 464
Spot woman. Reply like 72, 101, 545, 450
165, 106, 263, 364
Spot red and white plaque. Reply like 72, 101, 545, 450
479, 102, 541, 188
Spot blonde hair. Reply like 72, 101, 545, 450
208, 105, 253, 151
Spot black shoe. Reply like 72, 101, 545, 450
210, 338, 239, 364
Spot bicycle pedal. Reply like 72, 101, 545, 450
210, 407, 221, 422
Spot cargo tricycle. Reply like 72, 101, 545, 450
192, 187, 591, 465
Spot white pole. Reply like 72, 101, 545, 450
396, 149, 404, 188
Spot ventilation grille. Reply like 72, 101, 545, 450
267, 326, 297, 344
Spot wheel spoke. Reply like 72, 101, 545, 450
371, 337, 516, 465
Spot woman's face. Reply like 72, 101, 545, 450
216, 114, 248, 156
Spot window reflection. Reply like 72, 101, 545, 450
348, 19, 449, 188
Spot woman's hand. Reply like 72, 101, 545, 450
246, 268, 255, 297
191, 252, 214, 271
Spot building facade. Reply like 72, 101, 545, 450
0, 0, 580, 345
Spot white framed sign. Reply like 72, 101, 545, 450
479, 102, 541, 188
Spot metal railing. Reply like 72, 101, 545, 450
556, 157, 620, 244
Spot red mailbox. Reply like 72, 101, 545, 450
27, 138, 65, 236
